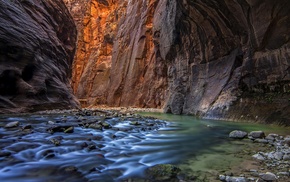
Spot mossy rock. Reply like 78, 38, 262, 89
101, 122, 111, 129
145, 164, 181, 181
88, 123, 102, 130
130, 121, 141, 126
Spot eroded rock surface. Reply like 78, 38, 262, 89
68, 0, 290, 124
0, 0, 79, 113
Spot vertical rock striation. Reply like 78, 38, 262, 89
69, 0, 290, 124
0, 0, 79, 113
67, 0, 168, 108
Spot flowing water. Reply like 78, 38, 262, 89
0, 112, 289, 181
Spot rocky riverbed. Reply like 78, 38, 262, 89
0, 109, 172, 181
0, 109, 289, 182
217, 131, 290, 182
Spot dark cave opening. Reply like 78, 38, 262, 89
22, 64, 36, 82
0, 70, 19, 95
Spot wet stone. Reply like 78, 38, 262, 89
273, 152, 284, 160
41, 149, 55, 159
0, 151, 11, 157
49, 138, 61, 146
248, 131, 265, 139
283, 138, 290, 146
47, 121, 55, 125
259, 172, 277, 181
130, 121, 141, 126
225, 176, 248, 182
88, 123, 102, 130
22, 124, 32, 130
78, 142, 88, 149
64, 166, 78, 172
91, 135, 103, 140
283, 154, 290, 160
254, 139, 269, 144
64, 126, 74, 133
87, 144, 97, 150
4, 121, 20, 128
253, 153, 266, 161
101, 122, 111, 129
229, 130, 248, 139
145, 164, 181, 181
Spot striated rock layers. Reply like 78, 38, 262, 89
0, 0, 79, 113
69, 0, 290, 125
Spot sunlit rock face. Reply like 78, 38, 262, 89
69, 0, 290, 124
66, 0, 168, 108
0, 0, 79, 113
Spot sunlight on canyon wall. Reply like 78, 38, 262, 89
65, 0, 290, 124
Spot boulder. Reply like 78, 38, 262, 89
248, 131, 265, 139
259, 172, 277, 181
229, 130, 248, 139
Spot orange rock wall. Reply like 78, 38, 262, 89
66, 0, 290, 124
66, 0, 168, 108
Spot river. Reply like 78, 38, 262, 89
0, 111, 289, 181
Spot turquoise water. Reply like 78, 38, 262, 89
139, 112, 290, 178
140, 112, 290, 136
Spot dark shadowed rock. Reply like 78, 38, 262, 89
0, 0, 79, 113
259, 172, 277, 181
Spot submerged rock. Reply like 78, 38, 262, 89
0, 151, 11, 157
145, 164, 181, 181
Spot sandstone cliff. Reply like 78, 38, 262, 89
0, 0, 79, 113
68, 0, 290, 125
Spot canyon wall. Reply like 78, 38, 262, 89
68, 0, 290, 124
0, 0, 79, 113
